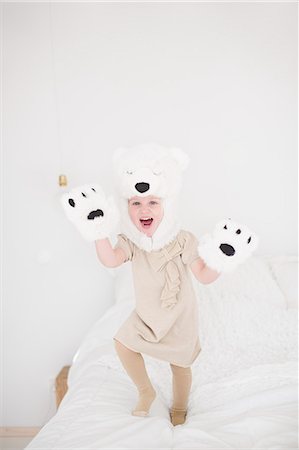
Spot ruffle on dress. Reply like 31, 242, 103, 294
149, 239, 182, 310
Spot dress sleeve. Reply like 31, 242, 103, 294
115, 234, 134, 262
180, 231, 200, 266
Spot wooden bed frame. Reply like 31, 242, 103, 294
55, 366, 71, 408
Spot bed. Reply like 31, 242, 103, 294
26, 255, 298, 449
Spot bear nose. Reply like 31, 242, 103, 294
87, 209, 104, 220
219, 243, 235, 256
135, 182, 150, 193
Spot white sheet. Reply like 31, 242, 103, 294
26, 256, 298, 449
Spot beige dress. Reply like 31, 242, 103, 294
113, 229, 201, 368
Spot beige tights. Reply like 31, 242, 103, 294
114, 339, 156, 416
114, 339, 192, 425
169, 363, 192, 425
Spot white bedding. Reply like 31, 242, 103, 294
26, 256, 298, 449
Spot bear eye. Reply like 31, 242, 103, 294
223, 225, 227, 229
247, 236, 251, 244
81, 192, 87, 197
68, 198, 75, 207
91, 188, 96, 192
236, 229, 241, 234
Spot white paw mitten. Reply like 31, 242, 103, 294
60, 184, 120, 241
198, 218, 259, 273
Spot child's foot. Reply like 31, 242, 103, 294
132, 386, 156, 417
169, 407, 188, 426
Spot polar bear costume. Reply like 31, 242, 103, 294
112, 143, 189, 252
60, 143, 259, 424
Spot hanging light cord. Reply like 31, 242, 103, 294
48, 2, 67, 186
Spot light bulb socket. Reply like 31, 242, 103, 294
59, 175, 67, 187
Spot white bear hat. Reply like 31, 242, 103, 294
112, 143, 190, 252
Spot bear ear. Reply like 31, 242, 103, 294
169, 147, 190, 171
113, 147, 128, 167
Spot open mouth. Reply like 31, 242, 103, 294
140, 217, 153, 229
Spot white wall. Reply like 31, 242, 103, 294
2, 2, 297, 426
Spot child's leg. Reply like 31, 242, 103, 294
114, 339, 156, 416
169, 363, 192, 425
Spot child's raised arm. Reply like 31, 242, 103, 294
95, 238, 126, 268
190, 257, 220, 284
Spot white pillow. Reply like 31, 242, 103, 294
191, 256, 297, 380
201, 255, 286, 304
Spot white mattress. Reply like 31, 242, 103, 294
26, 256, 298, 449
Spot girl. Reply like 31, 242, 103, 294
94, 194, 220, 426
